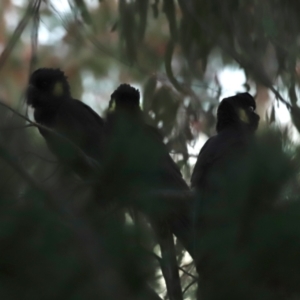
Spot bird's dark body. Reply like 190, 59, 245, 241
191, 93, 260, 191
26, 68, 104, 167
105, 84, 189, 192
106, 84, 194, 300
191, 93, 260, 300
191, 126, 251, 191
34, 99, 104, 162
105, 89, 193, 253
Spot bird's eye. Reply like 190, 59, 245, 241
248, 106, 255, 112
36, 80, 49, 89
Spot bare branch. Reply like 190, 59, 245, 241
0, 100, 101, 173
182, 278, 197, 295
28, 0, 42, 78
20, 151, 58, 164
178, 0, 293, 110
40, 165, 61, 183
0, 124, 34, 131
0, 139, 51, 201
0, 129, 144, 300
144, 247, 197, 280
165, 40, 186, 94
179, 266, 197, 281
0, 1, 39, 71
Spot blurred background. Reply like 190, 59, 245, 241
1, 1, 300, 299
2, 0, 300, 170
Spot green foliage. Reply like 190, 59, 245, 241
194, 130, 300, 299
2, 0, 300, 299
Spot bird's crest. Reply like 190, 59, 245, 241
29, 68, 70, 97
109, 84, 140, 111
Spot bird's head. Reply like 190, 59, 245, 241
109, 84, 140, 113
26, 68, 71, 108
216, 93, 260, 133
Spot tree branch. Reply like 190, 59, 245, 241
182, 278, 197, 295
178, 0, 293, 110
0, 100, 101, 173
0, 1, 40, 71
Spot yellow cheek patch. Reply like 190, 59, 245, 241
238, 108, 249, 123
53, 82, 63, 96
109, 98, 116, 111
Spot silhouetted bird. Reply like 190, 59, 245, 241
191, 92, 260, 300
105, 83, 193, 249
191, 92, 260, 190
26, 68, 104, 176
104, 84, 193, 300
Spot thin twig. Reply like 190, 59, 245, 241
179, 266, 197, 280
28, 0, 42, 79
48, 4, 232, 98
182, 278, 197, 295
0, 140, 135, 299
0, 1, 38, 71
165, 40, 185, 94
0, 100, 101, 171
0, 124, 34, 131
40, 164, 61, 183
0, 101, 34, 124
178, 0, 293, 110
0, 140, 50, 199
145, 248, 197, 280
21, 151, 58, 164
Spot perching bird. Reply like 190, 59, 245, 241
26, 68, 104, 176
191, 92, 260, 190
104, 84, 194, 300
106, 85, 189, 189
191, 92, 260, 300
105, 83, 193, 250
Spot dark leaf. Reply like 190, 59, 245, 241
290, 105, 300, 133
119, 0, 137, 64
268, 104, 276, 124
73, 0, 95, 30
151, 0, 160, 18
111, 20, 118, 32
163, 0, 177, 41
143, 75, 157, 113
136, 0, 149, 42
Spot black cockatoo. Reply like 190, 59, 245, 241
26, 68, 104, 176
104, 84, 194, 300
191, 92, 260, 300
191, 92, 260, 190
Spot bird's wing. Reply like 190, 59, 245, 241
54, 99, 104, 161
191, 130, 247, 189
143, 124, 193, 256
145, 124, 189, 190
